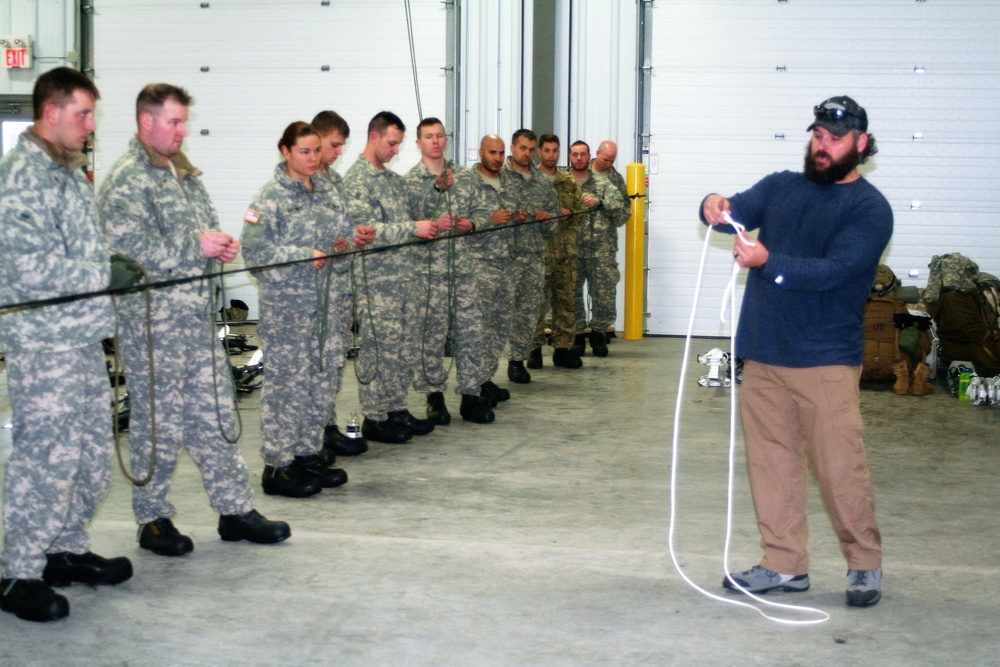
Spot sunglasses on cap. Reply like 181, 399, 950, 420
813, 102, 856, 123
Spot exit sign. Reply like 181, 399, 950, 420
1, 35, 31, 69
5, 48, 27, 68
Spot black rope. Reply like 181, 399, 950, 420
0, 206, 599, 316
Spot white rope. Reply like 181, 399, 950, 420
667, 218, 830, 626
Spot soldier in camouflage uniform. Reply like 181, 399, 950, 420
465, 135, 516, 406
342, 111, 443, 444
404, 118, 494, 425
530, 134, 589, 370
98, 84, 289, 557
312, 110, 369, 458
242, 122, 370, 498
569, 140, 630, 358
0, 68, 133, 623
502, 130, 561, 384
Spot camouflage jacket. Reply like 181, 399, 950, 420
576, 167, 630, 258
501, 157, 560, 257
0, 129, 114, 352
241, 163, 352, 310
98, 137, 220, 321
548, 169, 588, 257
405, 161, 486, 276
342, 156, 419, 284
461, 164, 515, 264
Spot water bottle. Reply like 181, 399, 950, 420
346, 411, 361, 439
958, 371, 972, 403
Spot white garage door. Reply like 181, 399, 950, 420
647, 0, 1000, 336
93, 0, 449, 319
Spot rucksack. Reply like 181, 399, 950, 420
861, 265, 909, 383
925, 254, 1000, 376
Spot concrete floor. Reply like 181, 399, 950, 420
0, 333, 998, 666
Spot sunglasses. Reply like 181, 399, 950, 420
813, 102, 856, 123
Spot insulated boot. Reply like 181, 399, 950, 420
507, 360, 531, 384
460, 394, 495, 424
262, 463, 322, 498
571, 333, 587, 357
526, 347, 543, 369
892, 359, 910, 395
589, 330, 609, 358
387, 409, 434, 436
911, 362, 935, 396
552, 347, 583, 369
426, 391, 451, 425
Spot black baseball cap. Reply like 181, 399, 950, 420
807, 95, 868, 136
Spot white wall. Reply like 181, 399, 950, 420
0, 0, 80, 94
647, 0, 1000, 336
92, 0, 450, 318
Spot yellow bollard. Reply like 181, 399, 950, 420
624, 163, 646, 340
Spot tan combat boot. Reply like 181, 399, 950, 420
892, 359, 911, 395
910, 362, 935, 396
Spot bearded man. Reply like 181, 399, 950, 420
700, 95, 891, 609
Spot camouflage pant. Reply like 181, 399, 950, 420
355, 275, 417, 421
474, 259, 515, 380
507, 254, 546, 361
411, 253, 488, 396
1, 344, 112, 579
117, 307, 253, 524
534, 237, 579, 349
576, 254, 621, 332
326, 290, 354, 426
258, 298, 343, 467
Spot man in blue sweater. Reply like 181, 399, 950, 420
701, 96, 892, 608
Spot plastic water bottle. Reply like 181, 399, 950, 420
958, 371, 972, 403
346, 411, 361, 439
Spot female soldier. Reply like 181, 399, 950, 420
241, 121, 370, 497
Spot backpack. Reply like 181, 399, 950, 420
925, 254, 1000, 376
862, 265, 909, 383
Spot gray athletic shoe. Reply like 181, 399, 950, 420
723, 565, 810, 594
846, 566, 882, 608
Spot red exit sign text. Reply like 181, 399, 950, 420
5, 48, 28, 68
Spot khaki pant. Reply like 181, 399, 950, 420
739, 361, 883, 575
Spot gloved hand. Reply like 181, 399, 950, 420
108, 253, 146, 291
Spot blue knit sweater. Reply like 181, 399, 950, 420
703, 171, 893, 367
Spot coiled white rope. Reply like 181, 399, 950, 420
667, 214, 830, 626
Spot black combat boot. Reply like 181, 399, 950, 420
589, 330, 609, 357
138, 518, 194, 557
218, 509, 291, 544
42, 552, 133, 588
387, 409, 434, 436
460, 394, 495, 423
426, 391, 451, 425
552, 347, 583, 368
481, 380, 510, 403
571, 333, 587, 357
293, 454, 348, 488
507, 360, 531, 384
362, 417, 412, 444
322, 423, 368, 458
0, 579, 69, 622
526, 347, 543, 369
262, 463, 322, 498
